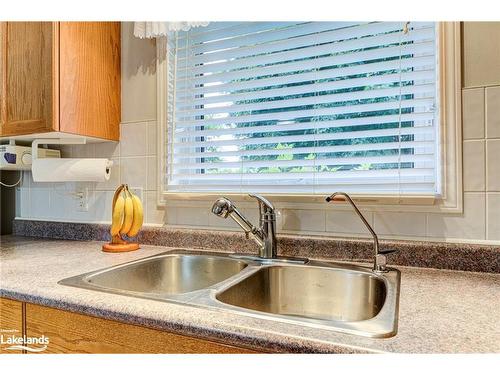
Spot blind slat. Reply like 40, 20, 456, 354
178, 41, 435, 87
177, 83, 435, 118
172, 125, 435, 148
172, 154, 435, 171
175, 55, 435, 96
174, 113, 434, 138
175, 97, 434, 128
172, 140, 435, 159
176, 70, 435, 107
177, 23, 434, 66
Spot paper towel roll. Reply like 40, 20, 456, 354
32, 158, 113, 182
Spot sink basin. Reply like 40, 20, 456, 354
59, 252, 249, 296
215, 262, 400, 337
59, 250, 400, 338
216, 265, 386, 322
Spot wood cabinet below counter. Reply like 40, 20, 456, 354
0, 298, 25, 354
0, 298, 260, 354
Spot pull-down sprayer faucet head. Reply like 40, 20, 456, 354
211, 194, 277, 259
211, 197, 234, 218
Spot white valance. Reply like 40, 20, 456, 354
133, 22, 209, 38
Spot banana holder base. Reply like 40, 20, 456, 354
102, 242, 140, 253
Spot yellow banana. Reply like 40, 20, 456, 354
110, 192, 125, 237
127, 193, 144, 238
120, 189, 134, 235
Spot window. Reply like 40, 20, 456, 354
160, 22, 460, 205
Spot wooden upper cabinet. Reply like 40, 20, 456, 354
59, 22, 120, 140
0, 22, 120, 140
0, 22, 55, 136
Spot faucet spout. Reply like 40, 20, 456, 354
326, 192, 390, 272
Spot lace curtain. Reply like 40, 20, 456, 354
133, 22, 209, 38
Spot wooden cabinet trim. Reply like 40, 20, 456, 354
1, 23, 7, 129
52, 22, 60, 132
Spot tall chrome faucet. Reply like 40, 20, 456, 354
211, 194, 277, 259
326, 192, 395, 272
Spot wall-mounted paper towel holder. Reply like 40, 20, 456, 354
31, 138, 113, 182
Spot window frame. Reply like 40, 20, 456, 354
156, 22, 463, 213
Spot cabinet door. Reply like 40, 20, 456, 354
0, 22, 56, 136
59, 22, 120, 141
26, 303, 258, 354
0, 298, 25, 354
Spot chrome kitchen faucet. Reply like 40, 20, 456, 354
211, 194, 277, 259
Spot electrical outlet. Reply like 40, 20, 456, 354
128, 187, 143, 202
76, 188, 89, 212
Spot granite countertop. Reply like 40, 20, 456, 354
1, 235, 499, 353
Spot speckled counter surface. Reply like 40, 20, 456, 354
1, 236, 499, 353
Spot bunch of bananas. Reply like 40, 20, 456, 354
110, 184, 144, 243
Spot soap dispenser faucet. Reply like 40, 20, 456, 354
326, 192, 396, 272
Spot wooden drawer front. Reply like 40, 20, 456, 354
26, 303, 258, 354
0, 297, 25, 354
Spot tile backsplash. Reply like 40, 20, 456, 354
16, 121, 164, 226
15, 85, 500, 244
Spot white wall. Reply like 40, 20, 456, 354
15, 22, 500, 244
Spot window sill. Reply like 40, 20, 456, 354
158, 191, 462, 213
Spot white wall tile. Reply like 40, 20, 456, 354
486, 193, 500, 240
163, 206, 177, 225
282, 209, 326, 232
175, 206, 210, 226
463, 140, 485, 192
120, 122, 148, 157
71, 144, 95, 158
18, 187, 30, 218
121, 22, 157, 123
120, 157, 148, 189
94, 142, 120, 158
147, 121, 157, 156
326, 210, 373, 236
146, 156, 156, 191
145, 191, 166, 225
30, 188, 51, 219
374, 211, 426, 237
462, 88, 485, 140
486, 86, 500, 139
427, 193, 486, 240
486, 139, 500, 191
48, 188, 71, 220
463, 22, 500, 88
94, 191, 114, 223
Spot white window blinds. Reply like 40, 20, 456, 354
165, 22, 439, 195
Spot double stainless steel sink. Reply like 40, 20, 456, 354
59, 250, 400, 338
